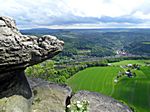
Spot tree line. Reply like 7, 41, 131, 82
25, 56, 150, 84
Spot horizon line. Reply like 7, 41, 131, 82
19, 27, 150, 30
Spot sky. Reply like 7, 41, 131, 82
0, 0, 150, 29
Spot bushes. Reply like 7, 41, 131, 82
25, 60, 58, 81
25, 59, 108, 84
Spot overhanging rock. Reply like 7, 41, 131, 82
0, 16, 64, 99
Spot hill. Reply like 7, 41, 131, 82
21, 28, 150, 61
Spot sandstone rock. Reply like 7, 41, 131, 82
71, 91, 132, 112
29, 78, 72, 112
0, 16, 64, 99
0, 78, 72, 112
0, 70, 32, 99
0, 16, 64, 73
0, 95, 31, 112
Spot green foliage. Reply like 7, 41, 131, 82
25, 60, 57, 81
22, 29, 150, 62
25, 64, 45, 78
54, 29, 150, 60
26, 56, 149, 84
55, 76, 67, 84
25, 58, 109, 84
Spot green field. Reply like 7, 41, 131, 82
112, 60, 149, 66
67, 60, 150, 112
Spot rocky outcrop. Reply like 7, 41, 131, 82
0, 78, 72, 112
29, 78, 72, 112
0, 16, 64, 72
0, 95, 31, 112
0, 16, 72, 112
0, 16, 132, 112
71, 91, 132, 112
0, 16, 64, 99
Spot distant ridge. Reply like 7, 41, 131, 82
20, 28, 150, 35
20, 28, 61, 35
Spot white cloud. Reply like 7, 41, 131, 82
67, 0, 146, 17
133, 11, 150, 19
0, 0, 150, 28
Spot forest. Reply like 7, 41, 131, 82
21, 29, 150, 59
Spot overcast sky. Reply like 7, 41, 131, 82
0, 0, 150, 29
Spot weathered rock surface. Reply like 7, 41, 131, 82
0, 16, 64, 73
0, 79, 72, 112
0, 16, 64, 99
0, 70, 32, 99
29, 78, 72, 112
0, 95, 31, 112
71, 91, 132, 112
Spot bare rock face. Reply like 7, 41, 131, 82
0, 16, 64, 73
0, 16, 64, 99
29, 78, 72, 112
71, 91, 132, 112
0, 95, 31, 112
0, 79, 72, 112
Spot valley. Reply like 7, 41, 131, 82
23, 29, 150, 112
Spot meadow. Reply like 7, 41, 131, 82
112, 60, 149, 66
67, 60, 150, 112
